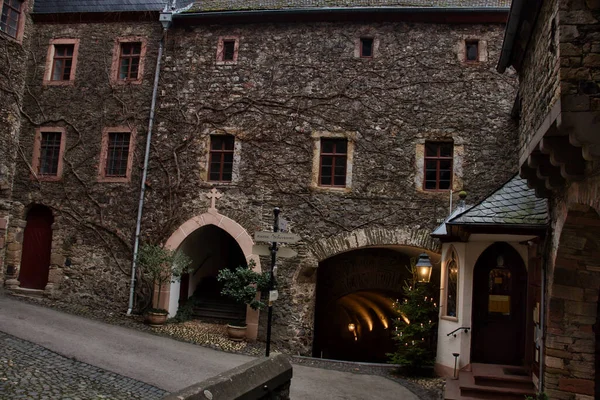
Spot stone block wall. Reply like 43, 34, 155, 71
517, 0, 561, 160
7, 18, 162, 308
4, 15, 520, 354
0, 1, 34, 284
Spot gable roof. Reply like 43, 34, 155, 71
431, 175, 548, 240
33, 0, 169, 14
187, 0, 512, 12
448, 175, 548, 227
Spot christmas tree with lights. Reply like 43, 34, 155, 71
388, 258, 439, 372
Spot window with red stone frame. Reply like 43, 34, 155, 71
51, 44, 75, 81
319, 138, 347, 187
118, 42, 142, 81
38, 131, 62, 176
424, 142, 453, 190
209, 135, 234, 182
0, 0, 23, 38
105, 131, 131, 177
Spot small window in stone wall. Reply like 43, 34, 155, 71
38, 131, 62, 176
424, 141, 453, 190
119, 42, 142, 81
216, 37, 239, 64
360, 37, 374, 58
105, 132, 131, 177
465, 40, 479, 62
52, 44, 75, 81
319, 138, 347, 187
0, 0, 23, 39
209, 135, 235, 182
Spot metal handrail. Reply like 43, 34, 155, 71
447, 327, 470, 337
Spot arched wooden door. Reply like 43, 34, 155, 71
471, 242, 527, 365
19, 205, 54, 290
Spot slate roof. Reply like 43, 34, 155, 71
187, 0, 512, 12
33, 0, 170, 14
448, 175, 548, 227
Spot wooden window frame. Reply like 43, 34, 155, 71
110, 37, 147, 85
208, 135, 235, 183
423, 141, 453, 191
0, 0, 26, 43
318, 138, 348, 188
465, 39, 479, 63
443, 246, 459, 320
43, 38, 80, 86
359, 37, 374, 58
216, 36, 239, 65
31, 127, 66, 181
98, 127, 136, 183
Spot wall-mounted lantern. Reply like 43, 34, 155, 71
348, 323, 355, 332
416, 253, 433, 283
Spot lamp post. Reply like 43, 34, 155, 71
415, 253, 433, 283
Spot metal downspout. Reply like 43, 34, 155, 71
127, 30, 165, 315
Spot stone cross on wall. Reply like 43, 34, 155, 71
206, 188, 222, 213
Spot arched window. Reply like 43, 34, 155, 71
445, 247, 459, 318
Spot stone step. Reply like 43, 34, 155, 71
10, 287, 46, 299
472, 363, 534, 390
458, 371, 535, 400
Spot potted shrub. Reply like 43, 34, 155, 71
217, 260, 271, 341
137, 243, 193, 327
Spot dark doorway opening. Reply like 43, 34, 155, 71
313, 248, 416, 363
19, 205, 54, 290
178, 225, 247, 323
471, 242, 527, 365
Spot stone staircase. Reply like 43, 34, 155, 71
192, 297, 246, 323
445, 363, 536, 400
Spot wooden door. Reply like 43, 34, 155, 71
471, 242, 527, 365
19, 206, 53, 290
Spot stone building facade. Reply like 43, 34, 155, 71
2, 0, 517, 358
498, 0, 600, 398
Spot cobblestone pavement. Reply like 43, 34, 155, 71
0, 331, 168, 400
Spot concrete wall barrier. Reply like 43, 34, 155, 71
162, 354, 292, 400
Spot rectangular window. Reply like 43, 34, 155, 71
0, 0, 22, 38
319, 138, 347, 187
209, 135, 234, 182
51, 44, 74, 81
38, 131, 62, 176
424, 142, 453, 190
360, 37, 374, 58
118, 42, 142, 81
216, 37, 239, 64
222, 40, 236, 61
466, 40, 479, 62
105, 132, 131, 177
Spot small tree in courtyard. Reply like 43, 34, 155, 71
217, 260, 271, 315
137, 243, 193, 314
388, 258, 439, 373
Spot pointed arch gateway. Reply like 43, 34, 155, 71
162, 211, 261, 341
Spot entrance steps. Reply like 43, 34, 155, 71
10, 287, 46, 299
192, 297, 246, 323
445, 363, 535, 400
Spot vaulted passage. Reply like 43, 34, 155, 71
313, 248, 435, 363
178, 225, 247, 323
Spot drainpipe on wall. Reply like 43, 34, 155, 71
126, 17, 170, 316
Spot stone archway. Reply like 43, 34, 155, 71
161, 211, 261, 341
545, 205, 600, 398
308, 226, 440, 262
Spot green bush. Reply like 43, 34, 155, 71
217, 260, 271, 311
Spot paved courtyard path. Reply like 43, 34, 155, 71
0, 296, 419, 399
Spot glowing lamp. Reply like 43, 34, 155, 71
416, 253, 433, 283
348, 323, 356, 332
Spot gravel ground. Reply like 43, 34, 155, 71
0, 331, 167, 400
6, 294, 444, 399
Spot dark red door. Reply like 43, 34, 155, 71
471, 242, 528, 365
19, 206, 53, 290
